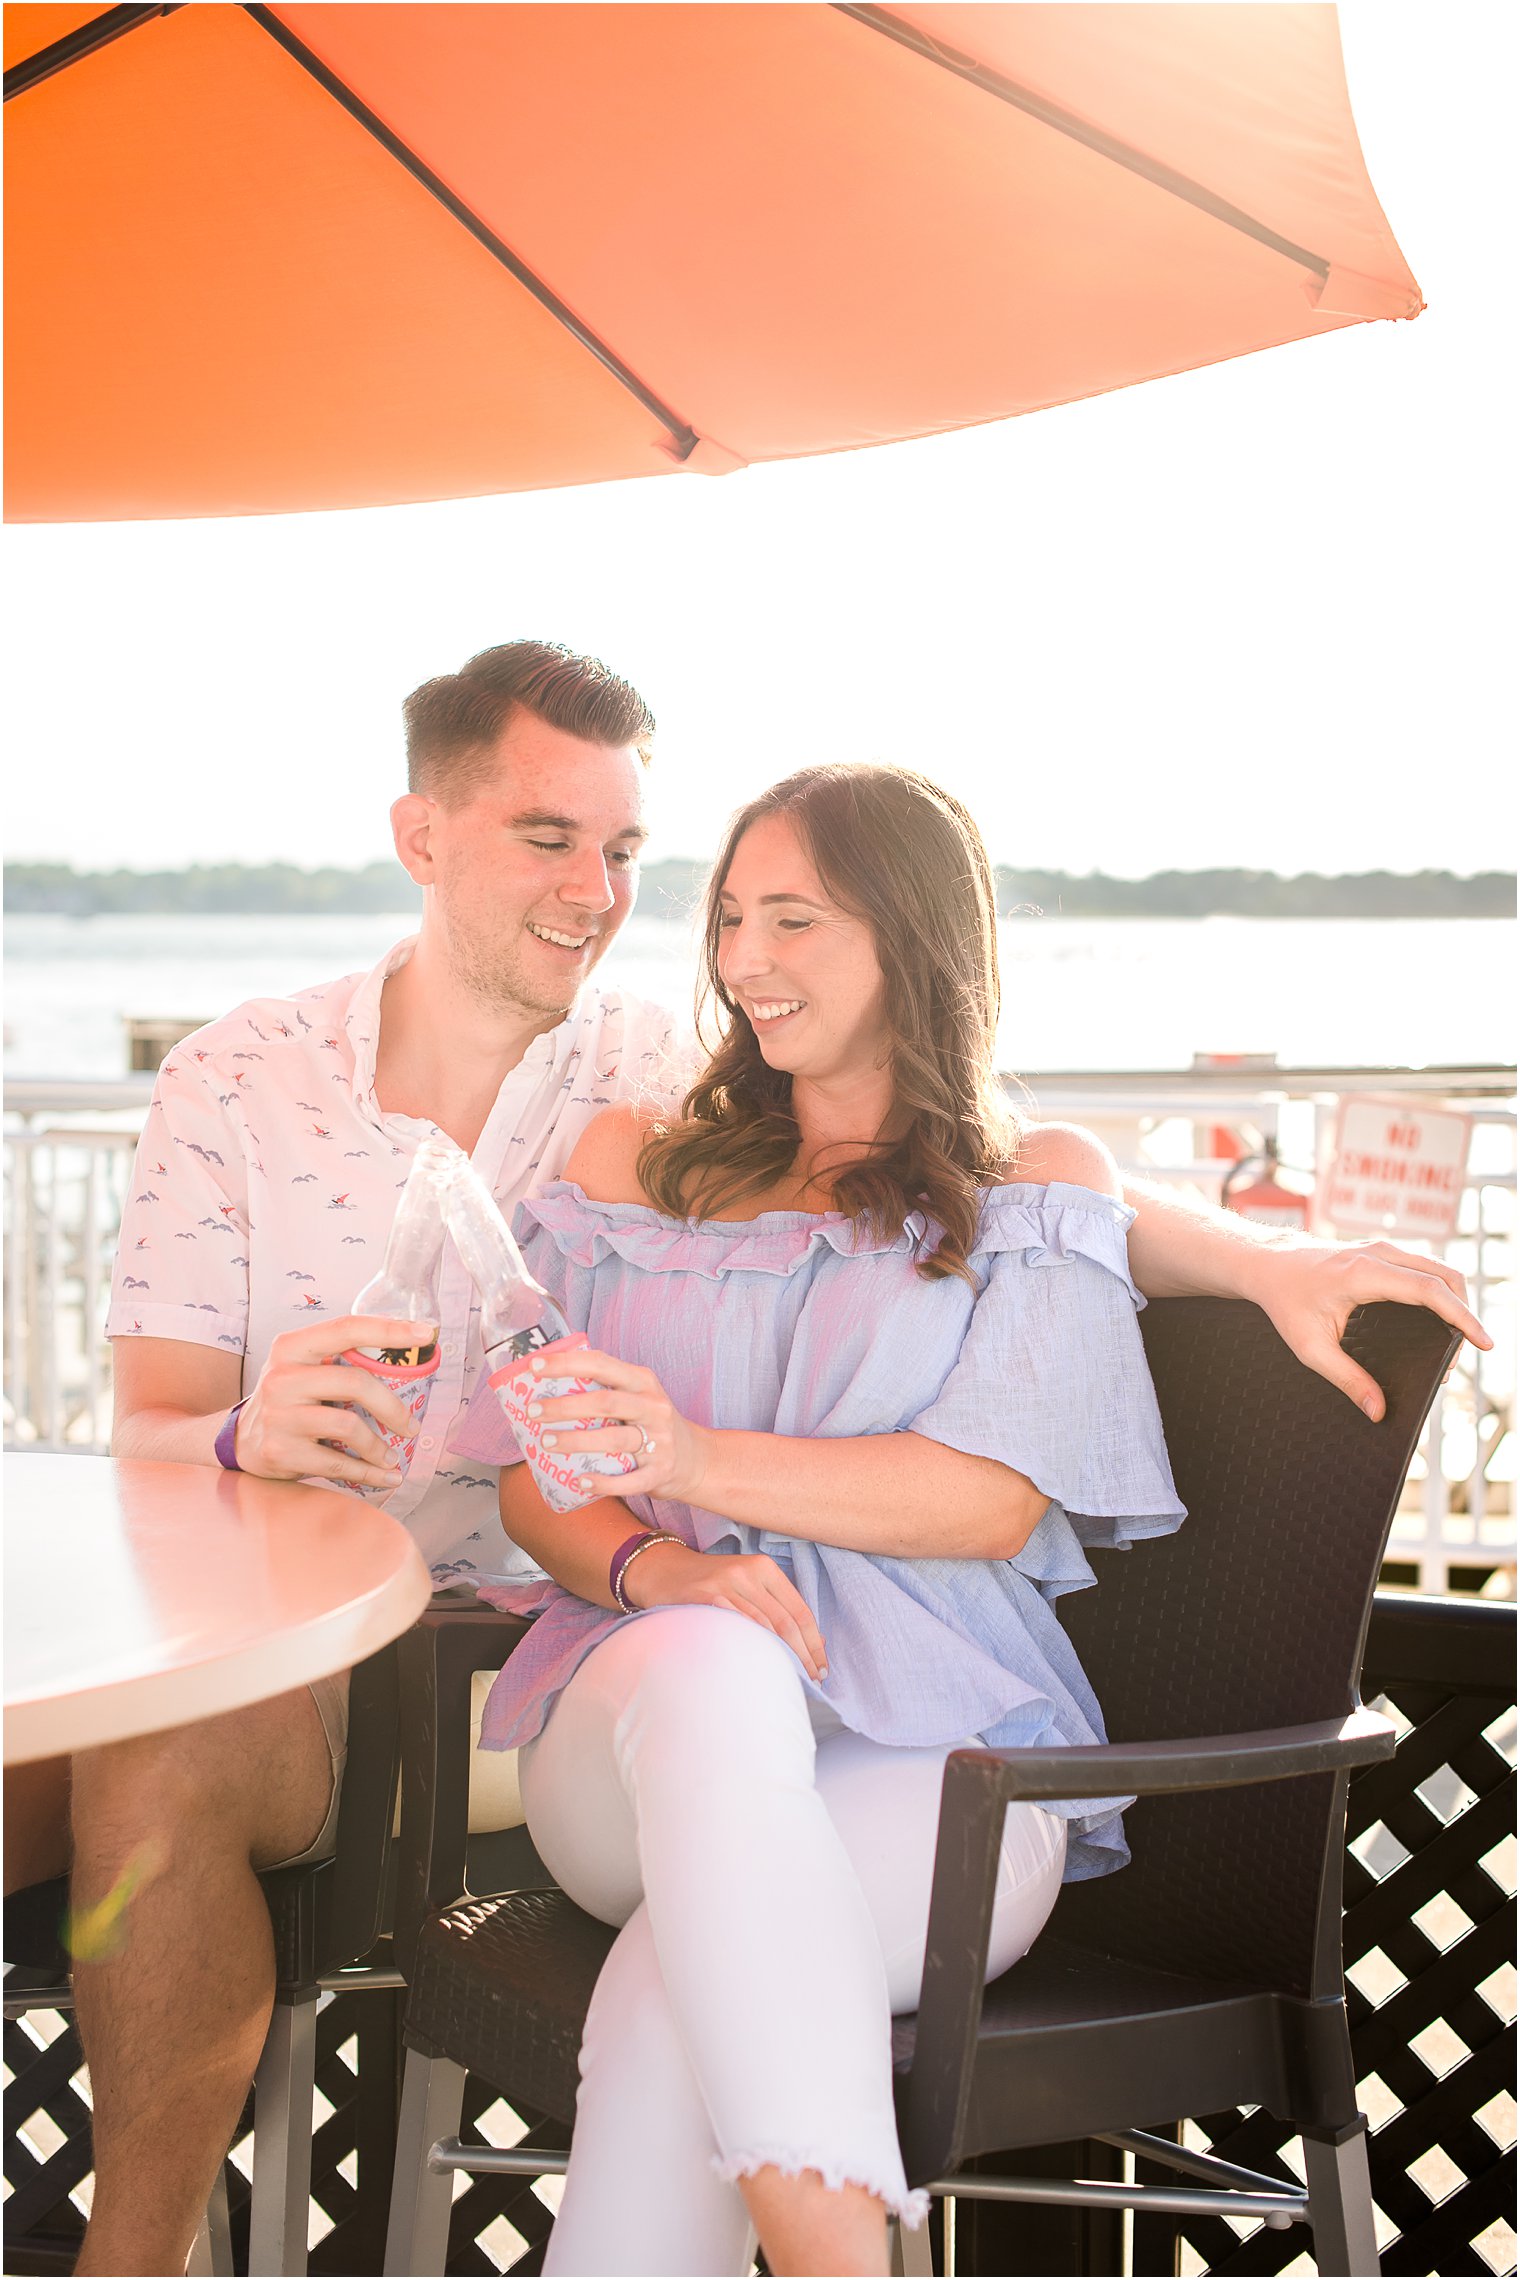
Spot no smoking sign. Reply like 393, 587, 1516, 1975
1324, 1098, 1473, 1242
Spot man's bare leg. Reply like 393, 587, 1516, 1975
68, 1685, 336, 2279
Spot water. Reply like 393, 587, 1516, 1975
3, 910, 1514, 1081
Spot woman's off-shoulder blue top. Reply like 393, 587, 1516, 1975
452, 1179, 1186, 1882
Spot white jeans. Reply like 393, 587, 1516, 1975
517, 1606, 1067, 2278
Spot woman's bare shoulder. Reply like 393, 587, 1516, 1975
1003, 1120, 1123, 1200
561, 1101, 665, 1206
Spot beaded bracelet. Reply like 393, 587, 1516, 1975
609, 1529, 687, 1614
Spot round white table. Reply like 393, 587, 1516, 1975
3, 1453, 432, 1763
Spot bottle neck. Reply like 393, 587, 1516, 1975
482, 1284, 568, 1353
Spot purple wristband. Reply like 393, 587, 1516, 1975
608, 1529, 651, 1608
609, 1529, 686, 1614
214, 1398, 248, 1472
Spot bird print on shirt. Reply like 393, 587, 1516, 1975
111, 959, 671, 1589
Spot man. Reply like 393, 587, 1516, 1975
3, 638, 1485, 2276
6, 640, 679, 2275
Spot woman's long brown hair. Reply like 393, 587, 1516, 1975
637, 763, 1022, 1282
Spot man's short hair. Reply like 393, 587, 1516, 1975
404, 640, 655, 804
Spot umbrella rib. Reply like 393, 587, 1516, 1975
240, 4, 700, 461
833, 3, 1331, 284
4, 4, 180, 101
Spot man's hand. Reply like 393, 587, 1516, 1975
1242, 1238, 1490, 1420
234, 1314, 436, 1488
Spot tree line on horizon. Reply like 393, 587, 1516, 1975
5, 858, 1514, 921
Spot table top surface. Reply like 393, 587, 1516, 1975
3, 1453, 432, 1763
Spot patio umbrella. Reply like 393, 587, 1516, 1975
4, 2, 1421, 521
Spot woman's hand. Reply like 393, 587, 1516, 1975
619, 1538, 829, 1682
526, 1348, 713, 1504
1241, 1238, 1490, 1420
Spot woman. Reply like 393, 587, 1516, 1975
455, 763, 1186, 2277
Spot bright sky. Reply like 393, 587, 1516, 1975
4, 2, 1514, 880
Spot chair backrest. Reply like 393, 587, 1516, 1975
1052, 1299, 1456, 1996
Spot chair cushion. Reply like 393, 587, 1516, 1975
894, 1934, 1291, 2167
406, 1889, 617, 2123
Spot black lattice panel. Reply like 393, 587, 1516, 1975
2, 1989, 400, 2277
2, 2005, 89, 2275
1133, 1671, 1516, 2279
306, 1987, 404, 2274
444, 2092, 570, 2277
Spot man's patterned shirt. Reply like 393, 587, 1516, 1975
106, 937, 682, 1586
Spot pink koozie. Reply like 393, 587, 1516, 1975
340, 1346, 439, 1496
487, 1331, 636, 1514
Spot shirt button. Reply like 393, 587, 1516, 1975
419, 1435, 435, 1450
443, 1341, 457, 1358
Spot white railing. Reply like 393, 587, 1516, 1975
5, 1066, 1514, 1596
5, 1126, 139, 1452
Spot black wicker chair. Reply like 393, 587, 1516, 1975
3, 1638, 404, 2278
381, 1298, 1458, 2278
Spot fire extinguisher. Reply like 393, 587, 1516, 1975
1220, 1137, 1312, 1230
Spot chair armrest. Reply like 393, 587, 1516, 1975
897, 1707, 1394, 2186
948, 1707, 1396, 1803
392, 1605, 531, 1979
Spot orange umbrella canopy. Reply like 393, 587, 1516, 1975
4, 2, 1421, 521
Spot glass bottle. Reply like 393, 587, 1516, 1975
342, 1132, 459, 1486
444, 1158, 635, 1513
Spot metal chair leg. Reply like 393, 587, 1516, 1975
1303, 2122, 1380, 2277
247, 1993, 319, 2277
890, 2208, 935, 2276
187, 2164, 234, 2277
384, 2048, 468, 2277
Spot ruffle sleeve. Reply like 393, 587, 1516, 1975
906, 1183, 1185, 1593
